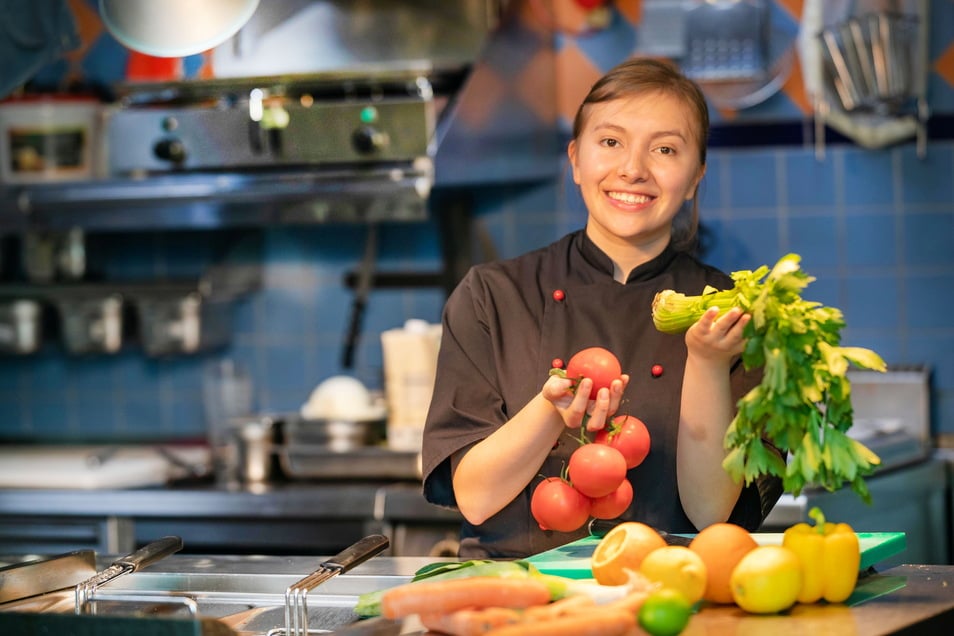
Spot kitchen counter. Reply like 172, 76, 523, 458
0, 480, 463, 556
1, 554, 951, 635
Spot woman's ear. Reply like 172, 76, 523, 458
686, 163, 707, 200
567, 140, 581, 185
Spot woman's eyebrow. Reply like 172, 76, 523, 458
591, 122, 688, 142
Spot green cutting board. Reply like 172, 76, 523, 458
525, 532, 906, 580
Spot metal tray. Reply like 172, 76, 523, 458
280, 446, 421, 481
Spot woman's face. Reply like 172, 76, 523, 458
568, 91, 705, 254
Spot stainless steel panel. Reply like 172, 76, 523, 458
106, 98, 434, 174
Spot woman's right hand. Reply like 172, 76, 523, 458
542, 373, 629, 432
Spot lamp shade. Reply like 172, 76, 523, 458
99, 0, 260, 58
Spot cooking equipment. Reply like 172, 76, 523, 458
0, 97, 102, 184
76, 536, 185, 613
0, 550, 96, 604
136, 291, 232, 357
282, 534, 390, 636
0, 536, 183, 614
681, 0, 795, 109
525, 531, 906, 580
56, 293, 124, 354
0, 299, 41, 354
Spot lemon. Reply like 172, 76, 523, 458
730, 545, 803, 614
639, 587, 693, 636
591, 522, 667, 586
639, 545, 708, 604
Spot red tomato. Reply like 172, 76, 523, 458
530, 477, 591, 533
568, 443, 627, 498
595, 414, 651, 469
565, 347, 623, 400
589, 478, 634, 519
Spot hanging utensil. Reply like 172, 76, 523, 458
341, 224, 378, 369
75, 536, 183, 614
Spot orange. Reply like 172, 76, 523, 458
689, 522, 759, 604
639, 545, 708, 604
730, 545, 803, 614
591, 522, 667, 586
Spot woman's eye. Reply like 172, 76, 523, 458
657, 146, 675, 155
600, 138, 620, 148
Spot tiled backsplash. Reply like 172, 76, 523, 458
1, 140, 952, 442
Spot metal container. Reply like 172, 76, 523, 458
56, 294, 123, 354
135, 292, 231, 357
0, 299, 42, 355
285, 414, 386, 453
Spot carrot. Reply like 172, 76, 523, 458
482, 608, 637, 636
419, 607, 523, 636
522, 594, 596, 622
380, 576, 551, 620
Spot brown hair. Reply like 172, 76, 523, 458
571, 57, 709, 253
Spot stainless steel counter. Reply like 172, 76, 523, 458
0, 481, 463, 557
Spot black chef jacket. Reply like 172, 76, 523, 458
422, 230, 782, 559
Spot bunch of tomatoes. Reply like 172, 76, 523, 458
531, 347, 652, 533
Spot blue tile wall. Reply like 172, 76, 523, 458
1, 141, 952, 443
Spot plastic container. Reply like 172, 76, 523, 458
0, 96, 102, 183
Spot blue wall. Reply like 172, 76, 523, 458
1, 139, 952, 442
1, 0, 953, 444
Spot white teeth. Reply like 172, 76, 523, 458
608, 191, 650, 205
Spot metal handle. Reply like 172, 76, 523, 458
320, 534, 390, 572
112, 536, 183, 572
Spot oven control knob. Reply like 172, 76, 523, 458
351, 126, 388, 155
153, 138, 187, 164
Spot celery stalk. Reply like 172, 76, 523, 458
651, 253, 886, 503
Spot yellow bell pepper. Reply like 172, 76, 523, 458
782, 507, 860, 604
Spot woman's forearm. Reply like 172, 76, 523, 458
676, 353, 743, 529
452, 393, 567, 525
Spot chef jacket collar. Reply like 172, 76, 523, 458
577, 231, 680, 284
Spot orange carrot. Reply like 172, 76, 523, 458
522, 594, 596, 621
482, 608, 637, 636
380, 577, 551, 620
419, 607, 523, 636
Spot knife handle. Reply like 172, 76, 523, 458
113, 536, 183, 572
322, 534, 390, 572
587, 519, 694, 546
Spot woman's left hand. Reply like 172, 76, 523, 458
542, 373, 629, 432
684, 306, 750, 363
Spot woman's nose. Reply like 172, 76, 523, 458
618, 151, 646, 181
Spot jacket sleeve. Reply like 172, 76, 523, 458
420, 268, 508, 508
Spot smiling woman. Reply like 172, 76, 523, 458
420, 57, 783, 559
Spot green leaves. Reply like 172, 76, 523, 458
655, 253, 887, 503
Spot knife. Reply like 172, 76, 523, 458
587, 519, 694, 547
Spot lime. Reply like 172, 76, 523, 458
638, 587, 693, 636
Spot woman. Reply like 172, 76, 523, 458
421, 58, 783, 559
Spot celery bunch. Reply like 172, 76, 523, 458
652, 253, 886, 502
